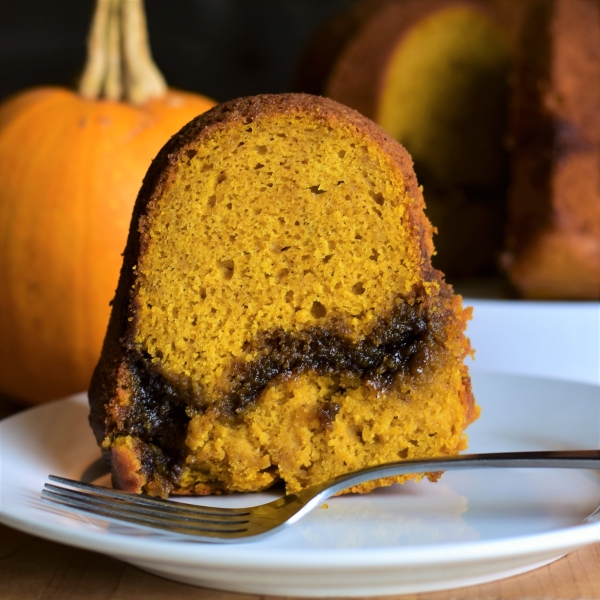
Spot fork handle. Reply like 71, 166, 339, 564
297, 450, 600, 505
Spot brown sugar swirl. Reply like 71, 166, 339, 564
89, 94, 476, 497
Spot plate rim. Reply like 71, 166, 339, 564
2, 507, 600, 569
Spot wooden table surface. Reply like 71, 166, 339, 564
2, 397, 600, 600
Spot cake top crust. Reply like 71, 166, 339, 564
138, 93, 424, 221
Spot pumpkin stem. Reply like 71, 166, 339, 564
78, 0, 167, 105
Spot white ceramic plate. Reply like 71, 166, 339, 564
1, 371, 600, 597
463, 298, 600, 386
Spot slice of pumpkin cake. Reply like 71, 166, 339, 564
88, 93, 477, 497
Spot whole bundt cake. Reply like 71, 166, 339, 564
88, 94, 477, 498
502, 0, 600, 299
295, 0, 513, 280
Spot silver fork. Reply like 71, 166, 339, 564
43, 449, 600, 543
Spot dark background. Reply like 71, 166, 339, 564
0, 0, 354, 104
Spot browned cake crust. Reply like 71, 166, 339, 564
296, 0, 507, 120
89, 93, 475, 496
329, 0, 499, 120
294, 0, 530, 102
502, 0, 600, 298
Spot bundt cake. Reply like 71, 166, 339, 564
502, 0, 600, 299
88, 93, 477, 498
295, 0, 513, 280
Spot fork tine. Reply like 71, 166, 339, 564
43, 484, 250, 526
41, 488, 250, 537
48, 475, 251, 517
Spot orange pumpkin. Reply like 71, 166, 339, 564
0, 0, 215, 403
